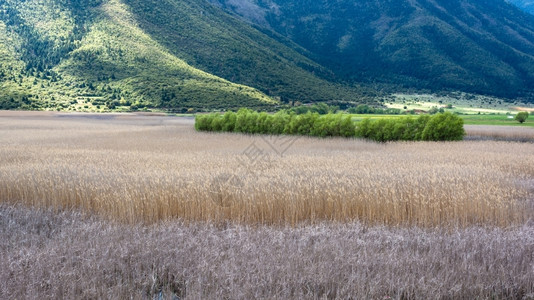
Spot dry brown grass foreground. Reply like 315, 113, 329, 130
1, 204, 533, 299
465, 125, 534, 142
1, 111, 533, 227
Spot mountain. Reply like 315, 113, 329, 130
0, 0, 276, 111
1, 0, 534, 112
508, 0, 534, 14
0, 0, 371, 112
214, 0, 534, 101
121, 0, 375, 104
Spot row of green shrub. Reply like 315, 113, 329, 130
356, 113, 465, 142
195, 109, 465, 141
195, 109, 356, 137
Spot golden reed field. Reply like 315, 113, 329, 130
465, 124, 534, 142
1, 111, 533, 227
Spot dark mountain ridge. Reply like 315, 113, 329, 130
214, 0, 534, 100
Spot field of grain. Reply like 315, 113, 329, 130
465, 125, 534, 142
1, 111, 534, 299
1, 111, 533, 227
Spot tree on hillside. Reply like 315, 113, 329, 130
515, 111, 529, 123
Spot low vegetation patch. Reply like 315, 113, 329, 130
356, 112, 465, 142
195, 109, 356, 137
1, 204, 533, 299
515, 111, 530, 124
196, 109, 465, 141
347, 104, 402, 115
465, 125, 534, 142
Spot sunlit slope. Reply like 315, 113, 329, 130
123, 0, 373, 104
0, 0, 274, 111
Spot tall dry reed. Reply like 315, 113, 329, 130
1, 204, 533, 299
465, 125, 534, 142
0, 112, 533, 227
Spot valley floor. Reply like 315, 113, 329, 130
1, 204, 533, 299
0, 111, 533, 298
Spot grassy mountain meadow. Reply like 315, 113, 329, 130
0, 0, 284, 111
0, 0, 372, 112
215, 0, 534, 100
1, 0, 534, 111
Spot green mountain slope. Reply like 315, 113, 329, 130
119, 0, 375, 104
215, 0, 534, 101
59, 0, 277, 110
0, 0, 376, 112
0, 0, 277, 111
3, 0, 534, 111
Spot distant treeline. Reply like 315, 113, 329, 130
347, 104, 402, 115
287, 103, 402, 115
195, 109, 465, 142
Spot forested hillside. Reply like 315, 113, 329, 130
0, 0, 280, 111
123, 0, 375, 105
0, 0, 371, 111
214, 0, 534, 101
1, 0, 534, 112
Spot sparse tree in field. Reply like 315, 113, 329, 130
515, 111, 529, 123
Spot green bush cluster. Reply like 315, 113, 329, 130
196, 109, 465, 141
515, 111, 529, 123
356, 113, 464, 142
196, 109, 355, 137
